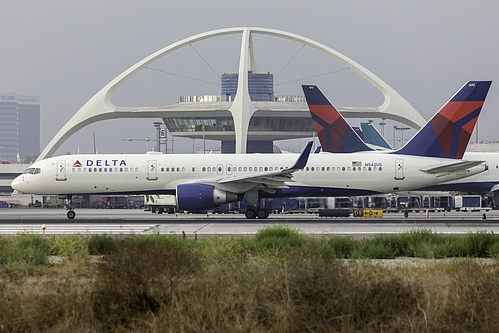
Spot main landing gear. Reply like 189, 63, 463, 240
243, 190, 269, 219
244, 208, 270, 219
65, 195, 76, 219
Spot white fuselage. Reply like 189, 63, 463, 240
11, 151, 486, 198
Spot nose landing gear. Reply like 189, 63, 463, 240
65, 195, 76, 219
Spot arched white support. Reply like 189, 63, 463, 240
37, 27, 425, 160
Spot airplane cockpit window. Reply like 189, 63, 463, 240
23, 168, 41, 175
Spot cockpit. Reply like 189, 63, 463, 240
23, 168, 41, 175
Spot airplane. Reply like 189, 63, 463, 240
11, 82, 490, 220
304, 81, 499, 203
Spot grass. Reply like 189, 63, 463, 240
0, 227, 499, 331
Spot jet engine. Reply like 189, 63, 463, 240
176, 184, 238, 211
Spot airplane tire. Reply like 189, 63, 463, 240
245, 209, 257, 219
257, 208, 270, 219
67, 210, 76, 219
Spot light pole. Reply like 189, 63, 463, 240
379, 118, 386, 137
394, 126, 410, 148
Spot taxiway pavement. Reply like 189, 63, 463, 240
1, 208, 499, 237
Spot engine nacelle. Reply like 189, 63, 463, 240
176, 184, 238, 211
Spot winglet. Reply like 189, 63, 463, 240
396, 81, 492, 159
302, 85, 372, 153
287, 141, 313, 171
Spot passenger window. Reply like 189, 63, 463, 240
135, 168, 139, 172
342, 167, 345, 171
207, 167, 211, 172
202, 167, 206, 172
249, 167, 252, 171
192, 167, 195, 172
379, 167, 382, 171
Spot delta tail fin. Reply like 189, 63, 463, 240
302, 85, 373, 153
396, 81, 492, 159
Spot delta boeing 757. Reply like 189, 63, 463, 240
12, 82, 490, 219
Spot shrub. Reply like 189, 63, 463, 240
50, 234, 88, 258
327, 236, 357, 258
254, 225, 305, 250
88, 234, 116, 254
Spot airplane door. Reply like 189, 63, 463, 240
217, 164, 223, 175
226, 164, 233, 175
56, 160, 67, 181
147, 160, 158, 180
394, 159, 405, 180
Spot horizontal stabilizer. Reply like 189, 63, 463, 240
420, 160, 484, 174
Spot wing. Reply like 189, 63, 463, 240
215, 141, 313, 193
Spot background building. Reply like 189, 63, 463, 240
0, 93, 40, 163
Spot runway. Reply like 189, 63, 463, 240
1, 208, 499, 237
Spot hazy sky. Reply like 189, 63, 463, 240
1, 1, 498, 155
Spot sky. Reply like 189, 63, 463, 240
1, 0, 498, 156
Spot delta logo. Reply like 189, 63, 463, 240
73, 160, 82, 167
86, 159, 127, 167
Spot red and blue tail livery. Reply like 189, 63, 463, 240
302, 85, 372, 153
396, 81, 492, 159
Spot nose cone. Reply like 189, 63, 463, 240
11, 175, 22, 192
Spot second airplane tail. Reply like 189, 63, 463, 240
302, 85, 372, 153
396, 81, 492, 159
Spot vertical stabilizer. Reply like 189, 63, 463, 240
360, 122, 392, 150
302, 85, 372, 153
396, 81, 492, 159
